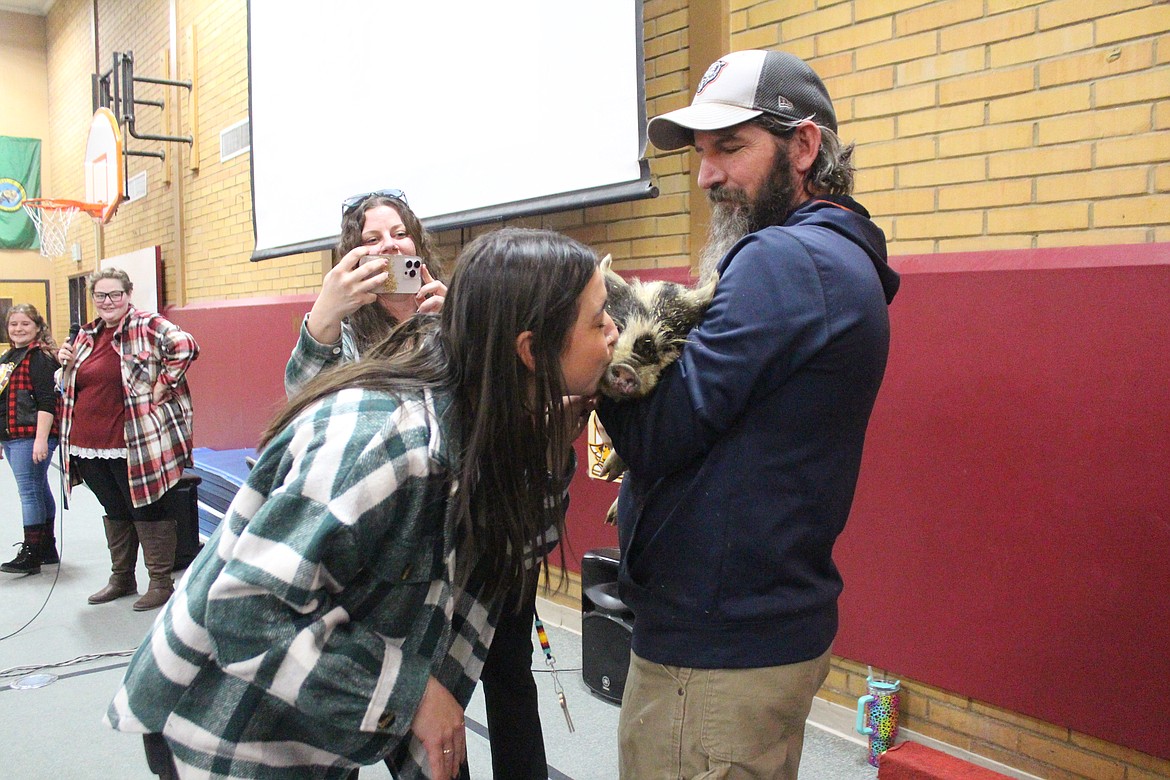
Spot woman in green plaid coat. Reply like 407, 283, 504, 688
106, 228, 618, 780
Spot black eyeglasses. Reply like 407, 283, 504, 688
342, 188, 408, 214
92, 290, 126, 303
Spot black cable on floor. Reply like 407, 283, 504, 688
1, 457, 70, 642
0, 530, 62, 642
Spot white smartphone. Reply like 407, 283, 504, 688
361, 254, 424, 295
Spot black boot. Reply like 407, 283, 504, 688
2, 525, 45, 574
40, 515, 59, 565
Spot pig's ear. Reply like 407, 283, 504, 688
599, 254, 613, 274
515, 330, 537, 373
694, 272, 719, 305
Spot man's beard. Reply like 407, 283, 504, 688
698, 194, 749, 283
698, 143, 799, 284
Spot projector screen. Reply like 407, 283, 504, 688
248, 0, 654, 261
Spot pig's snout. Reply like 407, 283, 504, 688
604, 363, 642, 397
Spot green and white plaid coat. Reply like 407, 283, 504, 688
283, 315, 358, 399
106, 386, 491, 779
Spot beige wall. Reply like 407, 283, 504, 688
0, 10, 56, 286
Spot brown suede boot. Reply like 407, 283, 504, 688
132, 519, 176, 612
88, 516, 139, 604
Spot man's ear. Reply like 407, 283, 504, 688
515, 330, 536, 373
788, 121, 822, 179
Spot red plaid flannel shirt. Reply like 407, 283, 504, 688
2, 345, 60, 440
58, 307, 199, 508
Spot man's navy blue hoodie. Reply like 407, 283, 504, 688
597, 195, 899, 669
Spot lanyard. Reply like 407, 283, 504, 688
533, 609, 574, 733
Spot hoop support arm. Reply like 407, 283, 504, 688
126, 120, 189, 146
126, 148, 166, 160
133, 74, 193, 90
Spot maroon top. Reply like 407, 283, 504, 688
69, 326, 126, 450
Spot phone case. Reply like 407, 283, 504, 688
363, 255, 423, 295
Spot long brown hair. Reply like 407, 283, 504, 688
752, 114, 855, 196
5, 303, 59, 357
339, 193, 442, 354
264, 228, 598, 598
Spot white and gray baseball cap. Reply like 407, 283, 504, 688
647, 50, 837, 151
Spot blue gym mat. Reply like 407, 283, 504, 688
190, 447, 256, 536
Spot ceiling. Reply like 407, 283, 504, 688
0, 0, 54, 15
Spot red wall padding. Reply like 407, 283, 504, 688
166, 248, 1169, 760
164, 293, 317, 450
835, 245, 1170, 761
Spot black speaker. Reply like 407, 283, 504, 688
581, 546, 633, 704
162, 472, 203, 571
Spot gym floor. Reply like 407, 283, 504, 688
0, 464, 877, 779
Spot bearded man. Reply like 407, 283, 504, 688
596, 50, 900, 779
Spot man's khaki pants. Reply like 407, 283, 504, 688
618, 647, 832, 779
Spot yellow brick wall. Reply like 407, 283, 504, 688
173, 0, 323, 302
42, 0, 324, 340
88, 0, 174, 292
43, 0, 97, 338
729, 0, 1170, 256
36, 0, 1170, 304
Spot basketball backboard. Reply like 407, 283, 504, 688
85, 107, 125, 223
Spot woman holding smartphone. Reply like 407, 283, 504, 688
286, 192, 562, 779
284, 189, 446, 395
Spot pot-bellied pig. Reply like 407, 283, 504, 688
595, 256, 716, 519
599, 256, 717, 402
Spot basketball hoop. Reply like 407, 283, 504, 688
22, 198, 106, 259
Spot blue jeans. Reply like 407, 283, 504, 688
2, 437, 58, 528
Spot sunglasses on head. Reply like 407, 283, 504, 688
342, 188, 408, 214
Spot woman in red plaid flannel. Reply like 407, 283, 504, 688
56, 267, 199, 611
0, 304, 60, 575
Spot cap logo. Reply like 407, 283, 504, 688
696, 60, 727, 95
776, 95, 794, 112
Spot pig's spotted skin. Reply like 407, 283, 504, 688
599, 260, 716, 401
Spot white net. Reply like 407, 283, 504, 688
23, 200, 79, 258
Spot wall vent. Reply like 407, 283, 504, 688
126, 171, 147, 202
220, 119, 251, 162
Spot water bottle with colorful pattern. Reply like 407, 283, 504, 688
855, 671, 901, 767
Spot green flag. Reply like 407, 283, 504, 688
0, 136, 42, 250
